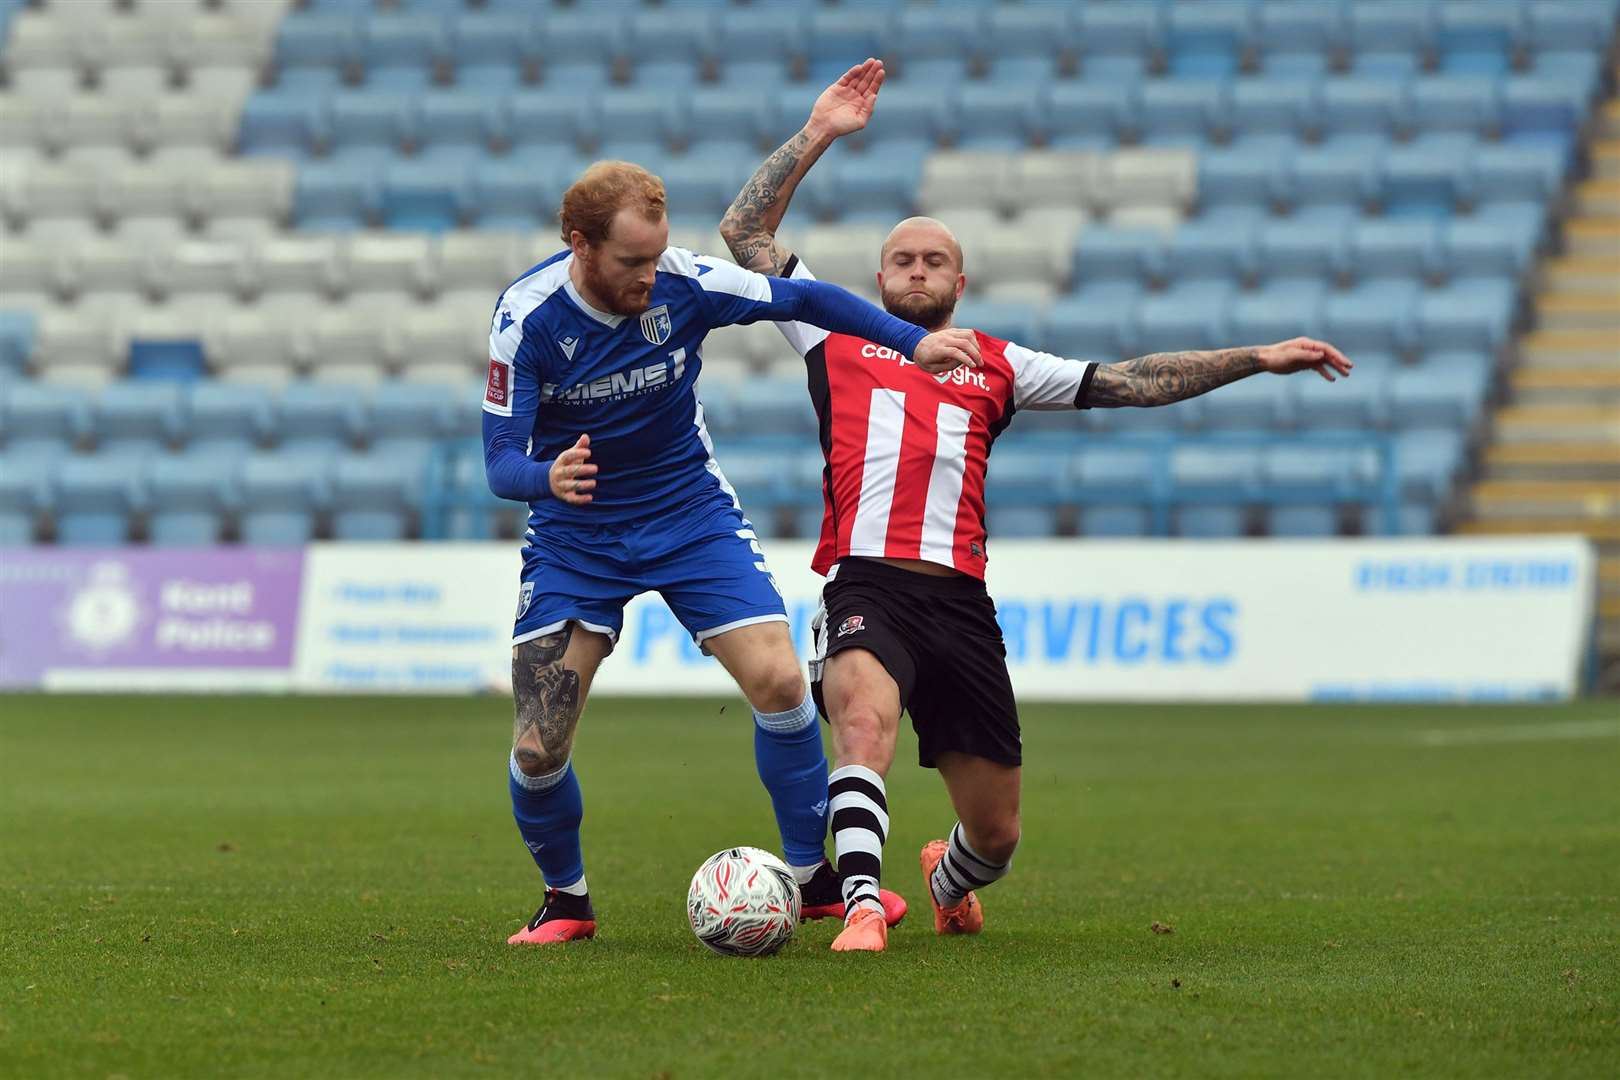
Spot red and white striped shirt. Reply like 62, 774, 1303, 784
774, 256, 1098, 580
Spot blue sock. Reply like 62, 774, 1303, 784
753, 692, 830, 869
508, 754, 586, 893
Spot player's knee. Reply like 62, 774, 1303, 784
749, 665, 807, 715
512, 738, 570, 778
975, 815, 1021, 866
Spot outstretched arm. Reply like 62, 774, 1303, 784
720, 59, 885, 274
1086, 338, 1352, 408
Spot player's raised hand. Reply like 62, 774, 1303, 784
913, 328, 981, 375
809, 58, 885, 139
549, 434, 597, 505
1257, 337, 1354, 382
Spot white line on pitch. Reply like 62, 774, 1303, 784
1415, 720, 1620, 747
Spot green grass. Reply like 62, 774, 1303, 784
2, 696, 1618, 1079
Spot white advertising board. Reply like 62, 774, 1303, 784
293, 537, 1596, 702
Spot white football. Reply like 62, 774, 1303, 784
686, 846, 801, 957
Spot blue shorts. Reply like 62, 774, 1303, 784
512, 492, 787, 651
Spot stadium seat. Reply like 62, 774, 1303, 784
1164, 220, 1255, 284
1077, 3, 1162, 60
294, 160, 378, 230
1097, 148, 1198, 214
0, 456, 41, 543
1350, 220, 1441, 282
1394, 428, 1465, 503
1173, 504, 1248, 538
1255, 220, 1346, 284
508, 90, 594, 155
985, 5, 1072, 62
1319, 77, 1410, 143
1230, 79, 1320, 143
1266, 504, 1341, 537
1410, 76, 1500, 139
1325, 281, 1416, 355
987, 505, 1061, 539
6, 383, 87, 450
344, 232, 433, 297
146, 453, 232, 545
954, 301, 1041, 349
96, 382, 183, 455
1046, 293, 1138, 361
238, 454, 326, 544
1416, 279, 1517, 354
1471, 143, 1567, 205
1380, 145, 1467, 218
332, 454, 418, 541
804, 9, 892, 85
1390, 362, 1490, 430
957, 85, 1044, 152
238, 91, 324, 157
688, 88, 771, 153
1078, 504, 1152, 537
1292, 367, 1389, 431
1012, 151, 1102, 212
1046, 83, 1135, 148
1527, 2, 1619, 51
1441, 217, 1536, 280
54, 455, 139, 546
1228, 280, 1328, 345
830, 153, 921, 224
1139, 80, 1227, 145
726, 377, 817, 438
277, 382, 362, 453
1201, 373, 1292, 431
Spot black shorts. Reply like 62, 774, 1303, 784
809, 558, 1021, 769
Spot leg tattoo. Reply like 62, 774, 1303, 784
512, 627, 582, 776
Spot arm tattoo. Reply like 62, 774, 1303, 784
511, 627, 581, 775
719, 129, 811, 275
1086, 348, 1264, 408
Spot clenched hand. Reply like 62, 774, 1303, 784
913, 328, 981, 375
549, 434, 597, 505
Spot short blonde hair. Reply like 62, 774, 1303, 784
558, 160, 667, 246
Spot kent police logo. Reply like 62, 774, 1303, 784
639, 304, 672, 346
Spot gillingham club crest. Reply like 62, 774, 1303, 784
639, 304, 672, 346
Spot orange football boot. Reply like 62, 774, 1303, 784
919, 840, 983, 935
506, 889, 596, 944
829, 904, 888, 952
798, 859, 908, 927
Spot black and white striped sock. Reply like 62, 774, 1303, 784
829, 764, 888, 919
930, 821, 1012, 908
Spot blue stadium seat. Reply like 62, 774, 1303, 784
661, 158, 737, 227
274, 15, 359, 74
1170, 445, 1261, 502
1072, 228, 1165, 288
1261, 443, 1381, 500
455, 63, 525, 93
1292, 366, 1389, 430
1471, 143, 1567, 204
1045, 294, 1138, 361
1350, 219, 1441, 282
1228, 280, 1328, 344
596, 89, 686, 154
715, 8, 804, 64
1199, 146, 1285, 208
1390, 361, 1490, 430
381, 159, 469, 232
1435, 0, 1520, 63
718, 447, 795, 515
1071, 444, 1160, 506
953, 302, 1040, 349
728, 378, 817, 438
1164, 221, 1255, 284
451, 13, 534, 73
417, 91, 503, 160
831, 153, 921, 224
540, 9, 628, 67
1319, 77, 1410, 143
1139, 80, 1226, 145
1441, 217, 1537, 280
146, 454, 232, 545
1256, 0, 1343, 63
857, 85, 954, 150
327, 92, 413, 158
186, 385, 269, 459
1230, 78, 1319, 142
1526, 1, 1619, 51
362, 14, 446, 72
294, 160, 379, 230
1077, 3, 1163, 59
1379, 145, 1466, 218
1256, 220, 1346, 283
0, 312, 36, 376
1501, 77, 1590, 140
985, 5, 1072, 61
626, 8, 714, 65
1286, 145, 1378, 214
96, 383, 182, 457
6, 384, 87, 450
1347, 1, 1434, 55
1078, 505, 1152, 537
1174, 504, 1248, 538
957, 85, 1044, 151
1261, 51, 1332, 79
54, 456, 138, 546
689, 89, 771, 152
805, 9, 892, 83
1046, 83, 1135, 148
278, 383, 363, 454
1325, 281, 1416, 355
1416, 279, 1517, 353
987, 506, 1061, 539
1266, 504, 1341, 537
1394, 429, 1464, 503
332, 454, 419, 541
509, 89, 594, 154
1166, 0, 1252, 78
1135, 282, 1234, 354
239, 92, 324, 157
0, 457, 41, 543
715, 59, 792, 91
1202, 371, 1293, 431
470, 158, 558, 229
1410, 76, 1500, 139
893, 5, 985, 69
239, 455, 327, 545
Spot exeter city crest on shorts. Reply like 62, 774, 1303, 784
639, 304, 672, 346
837, 615, 865, 638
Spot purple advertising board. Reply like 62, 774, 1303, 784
0, 548, 304, 690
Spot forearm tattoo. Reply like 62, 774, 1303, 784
511, 626, 581, 774
719, 130, 810, 275
1086, 348, 1264, 408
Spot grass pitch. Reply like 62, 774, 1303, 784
2, 695, 1617, 1079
